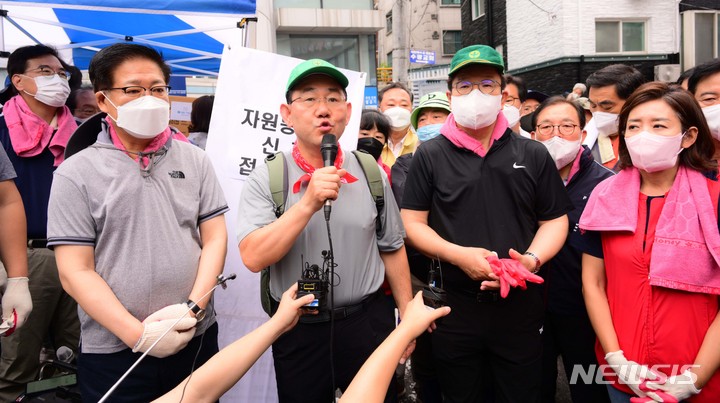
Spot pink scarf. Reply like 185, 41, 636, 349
291, 142, 358, 194
105, 116, 188, 165
579, 166, 720, 295
440, 111, 508, 157
4, 95, 77, 166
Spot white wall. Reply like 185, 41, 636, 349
377, 0, 460, 68
506, 0, 679, 70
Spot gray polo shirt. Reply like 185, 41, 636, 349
0, 146, 15, 181
236, 150, 405, 307
47, 126, 229, 354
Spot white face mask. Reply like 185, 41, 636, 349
502, 105, 521, 127
23, 74, 71, 108
625, 131, 684, 173
383, 107, 412, 131
540, 136, 582, 170
105, 95, 170, 140
703, 104, 720, 141
592, 111, 619, 137
452, 90, 502, 130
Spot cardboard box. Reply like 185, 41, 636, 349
169, 95, 195, 137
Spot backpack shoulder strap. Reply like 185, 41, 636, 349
265, 152, 288, 218
352, 150, 385, 235
261, 152, 289, 317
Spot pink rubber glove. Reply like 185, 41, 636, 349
500, 258, 544, 288
487, 256, 511, 298
642, 371, 698, 402
630, 382, 678, 402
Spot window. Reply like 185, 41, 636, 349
595, 20, 646, 53
442, 30, 462, 55
386, 11, 393, 34
441, 0, 461, 5
387, 52, 393, 68
288, 35, 360, 72
472, 0, 485, 20
681, 11, 720, 68
274, 0, 373, 9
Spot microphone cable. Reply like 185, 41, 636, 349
325, 212, 337, 400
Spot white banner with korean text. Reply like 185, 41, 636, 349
205, 43, 366, 402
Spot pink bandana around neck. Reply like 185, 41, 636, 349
579, 166, 720, 295
291, 142, 358, 194
440, 111, 508, 157
4, 95, 77, 166
105, 115, 181, 165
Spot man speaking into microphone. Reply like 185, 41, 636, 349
236, 59, 413, 402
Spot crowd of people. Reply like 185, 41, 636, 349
1, 39, 720, 403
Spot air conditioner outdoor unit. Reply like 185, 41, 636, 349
654, 64, 681, 82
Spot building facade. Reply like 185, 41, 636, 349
458, 0, 716, 97
376, 0, 461, 103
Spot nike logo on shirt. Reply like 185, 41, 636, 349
513, 162, 526, 169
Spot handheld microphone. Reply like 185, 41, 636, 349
320, 134, 338, 221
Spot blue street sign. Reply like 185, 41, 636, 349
409, 49, 436, 65
364, 86, 378, 108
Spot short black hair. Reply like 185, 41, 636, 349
4, 44, 67, 101
505, 74, 528, 102
189, 95, 215, 133
586, 64, 646, 100
378, 82, 413, 104
66, 85, 94, 112
360, 109, 390, 142
531, 96, 586, 129
89, 43, 171, 92
676, 67, 695, 86
688, 59, 720, 95
66, 64, 83, 91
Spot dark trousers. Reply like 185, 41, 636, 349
78, 322, 219, 403
431, 286, 544, 403
272, 294, 396, 403
541, 311, 610, 403
411, 331, 442, 403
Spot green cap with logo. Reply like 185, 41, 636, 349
286, 59, 349, 92
449, 45, 505, 76
410, 92, 451, 129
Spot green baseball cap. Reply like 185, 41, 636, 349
449, 45, 505, 76
410, 92, 451, 129
285, 59, 349, 92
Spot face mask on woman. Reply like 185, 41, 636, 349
356, 137, 384, 161
624, 131, 684, 173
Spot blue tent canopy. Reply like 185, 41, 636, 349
0, 0, 256, 76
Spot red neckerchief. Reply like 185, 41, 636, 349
291, 142, 358, 193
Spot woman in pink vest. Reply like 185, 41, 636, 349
579, 82, 720, 403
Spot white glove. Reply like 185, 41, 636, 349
605, 350, 664, 397
143, 303, 191, 323
1, 277, 32, 334
644, 370, 701, 402
132, 317, 197, 358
